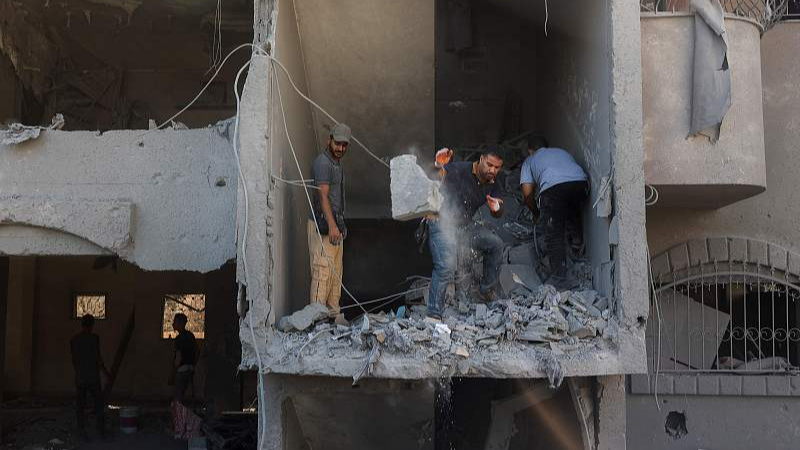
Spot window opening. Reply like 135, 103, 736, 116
787, 0, 800, 19
73, 293, 107, 319
162, 294, 206, 339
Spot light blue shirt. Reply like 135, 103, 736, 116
519, 147, 588, 195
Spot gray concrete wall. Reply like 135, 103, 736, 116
271, 0, 317, 320
3, 256, 237, 399
536, 0, 616, 298
630, 20, 800, 450
292, 0, 435, 218
627, 393, 800, 449
1, 1, 253, 129
0, 128, 237, 272
261, 374, 434, 450
642, 14, 766, 208
435, 0, 531, 148
646, 21, 800, 257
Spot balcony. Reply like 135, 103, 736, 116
641, 11, 767, 208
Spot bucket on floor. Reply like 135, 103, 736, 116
119, 406, 139, 434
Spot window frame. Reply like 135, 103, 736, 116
161, 293, 206, 340
786, 0, 800, 20
72, 292, 109, 320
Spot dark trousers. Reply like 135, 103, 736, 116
427, 220, 504, 316
465, 224, 505, 295
76, 382, 105, 435
539, 181, 587, 279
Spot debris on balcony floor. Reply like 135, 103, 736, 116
268, 280, 617, 387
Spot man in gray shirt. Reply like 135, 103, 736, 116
520, 136, 588, 290
308, 123, 350, 315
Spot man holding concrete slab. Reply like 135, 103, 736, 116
308, 123, 351, 315
425, 146, 506, 319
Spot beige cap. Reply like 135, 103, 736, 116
330, 123, 351, 143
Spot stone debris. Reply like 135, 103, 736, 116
508, 242, 537, 267
1, 113, 65, 145
390, 154, 443, 221
277, 283, 614, 386
498, 264, 542, 296
278, 303, 330, 332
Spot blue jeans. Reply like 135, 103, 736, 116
426, 220, 504, 317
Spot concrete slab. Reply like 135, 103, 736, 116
390, 155, 442, 221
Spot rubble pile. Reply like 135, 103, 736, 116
273, 153, 610, 384
274, 283, 617, 387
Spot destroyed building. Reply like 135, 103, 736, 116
0, 0, 798, 449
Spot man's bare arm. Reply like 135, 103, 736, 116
521, 183, 538, 215
318, 184, 342, 244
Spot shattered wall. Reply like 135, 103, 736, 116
535, 0, 648, 370
292, 0, 435, 218
244, 0, 648, 379
0, 0, 253, 129
535, 0, 615, 299
0, 128, 237, 273
627, 393, 800, 449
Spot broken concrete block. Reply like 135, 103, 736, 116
458, 301, 470, 314
374, 329, 386, 343
475, 304, 488, 320
498, 264, 542, 295
277, 316, 294, 332
585, 305, 602, 319
485, 313, 504, 329
571, 290, 597, 306
334, 313, 349, 327
508, 243, 537, 266
434, 323, 451, 336
285, 303, 330, 331
452, 345, 470, 358
593, 296, 609, 310
390, 154, 442, 221
360, 315, 371, 333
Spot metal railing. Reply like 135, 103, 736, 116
641, 0, 790, 32
648, 238, 800, 374
786, 0, 800, 19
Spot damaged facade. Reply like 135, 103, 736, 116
0, 0, 798, 449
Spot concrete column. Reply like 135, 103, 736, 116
261, 374, 289, 450
596, 375, 626, 450
4, 257, 36, 394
